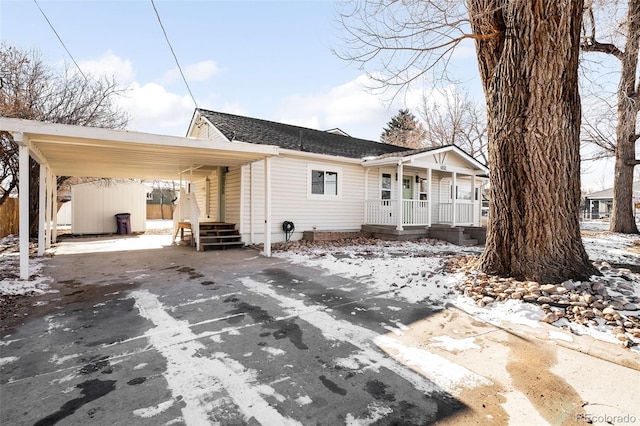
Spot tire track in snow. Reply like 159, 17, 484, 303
131, 289, 301, 425
239, 277, 491, 397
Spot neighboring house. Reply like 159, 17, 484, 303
584, 182, 640, 220
71, 181, 150, 234
182, 109, 489, 246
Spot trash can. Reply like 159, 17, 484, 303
115, 213, 131, 235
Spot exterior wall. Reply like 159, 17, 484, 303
194, 178, 208, 218
208, 171, 219, 220
226, 166, 242, 226
71, 182, 148, 234
240, 155, 366, 244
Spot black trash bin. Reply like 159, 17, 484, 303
115, 213, 131, 235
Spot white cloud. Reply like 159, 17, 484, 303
78, 51, 135, 83
161, 60, 220, 84
119, 82, 195, 136
275, 74, 429, 141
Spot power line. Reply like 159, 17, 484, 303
33, 0, 88, 81
150, 0, 198, 109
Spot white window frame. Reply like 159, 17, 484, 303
380, 173, 392, 200
307, 164, 342, 200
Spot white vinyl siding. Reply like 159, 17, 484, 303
208, 172, 219, 220
71, 182, 148, 234
194, 178, 207, 218
226, 166, 242, 226
240, 156, 365, 244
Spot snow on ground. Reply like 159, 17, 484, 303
0, 235, 53, 295
274, 228, 640, 351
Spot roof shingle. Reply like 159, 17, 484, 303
198, 109, 408, 159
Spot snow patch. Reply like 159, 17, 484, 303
429, 336, 481, 352
0, 356, 19, 366
133, 399, 175, 418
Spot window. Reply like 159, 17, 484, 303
419, 178, 429, 201
308, 165, 341, 198
456, 180, 472, 200
381, 173, 391, 199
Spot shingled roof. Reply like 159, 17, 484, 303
197, 109, 408, 159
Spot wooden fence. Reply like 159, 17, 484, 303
0, 198, 19, 237
146, 204, 174, 220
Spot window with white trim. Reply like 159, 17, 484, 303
308, 165, 341, 198
381, 173, 391, 200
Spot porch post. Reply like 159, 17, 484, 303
263, 157, 272, 257
451, 172, 457, 227
250, 162, 254, 244
396, 161, 403, 231
363, 168, 369, 224
470, 173, 476, 227
52, 173, 58, 244
38, 164, 46, 256
18, 137, 30, 280
427, 168, 432, 227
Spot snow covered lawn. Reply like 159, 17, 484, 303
272, 232, 640, 351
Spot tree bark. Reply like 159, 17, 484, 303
610, 0, 640, 234
470, 0, 596, 282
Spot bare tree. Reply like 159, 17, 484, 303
0, 43, 128, 236
420, 87, 488, 163
380, 109, 427, 148
339, 0, 595, 282
581, 0, 639, 233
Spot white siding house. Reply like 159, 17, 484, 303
181, 109, 489, 246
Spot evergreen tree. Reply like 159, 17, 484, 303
380, 109, 427, 149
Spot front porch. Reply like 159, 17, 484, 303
364, 199, 480, 228
362, 145, 489, 232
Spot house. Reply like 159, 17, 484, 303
584, 182, 640, 220
180, 109, 490, 248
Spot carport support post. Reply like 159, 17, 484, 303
263, 157, 272, 257
45, 169, 53, 249
38, 164, 46, 256
17, 135, 30, 280
51, 172, 58, 243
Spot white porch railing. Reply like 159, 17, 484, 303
402, 199, 430, 226
439, 202, 476, 226
365, 199, 430, 226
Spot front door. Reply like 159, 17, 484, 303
402, 176, 413, 199
403, 176, 413, 223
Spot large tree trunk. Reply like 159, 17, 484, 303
610, 0, 640, 234
470, 0, 596, 282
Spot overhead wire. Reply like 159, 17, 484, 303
33, 0, 88, 81
150, 0, 198, 109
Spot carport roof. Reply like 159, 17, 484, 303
1, 118, 279, 180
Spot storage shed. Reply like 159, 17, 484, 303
71, 181, 150, 234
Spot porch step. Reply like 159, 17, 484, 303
199, 222, 243, 251
460, 233, 479, 247
361, 225, 429, 241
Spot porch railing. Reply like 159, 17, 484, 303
439, 201, 475, 226
365, 199, 430, 226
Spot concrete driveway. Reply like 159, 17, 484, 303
0, 235, 463, 425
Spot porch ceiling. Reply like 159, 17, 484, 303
1, 118, 279, 180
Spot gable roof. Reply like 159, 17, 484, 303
197, 109, 408, 159
585, 181, 640, 200
362, 144, 489, 173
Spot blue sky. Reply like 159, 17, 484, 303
2, 0, 480, 140
0, 0, 627, 190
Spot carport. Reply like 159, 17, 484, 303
0, 117, 279, 279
